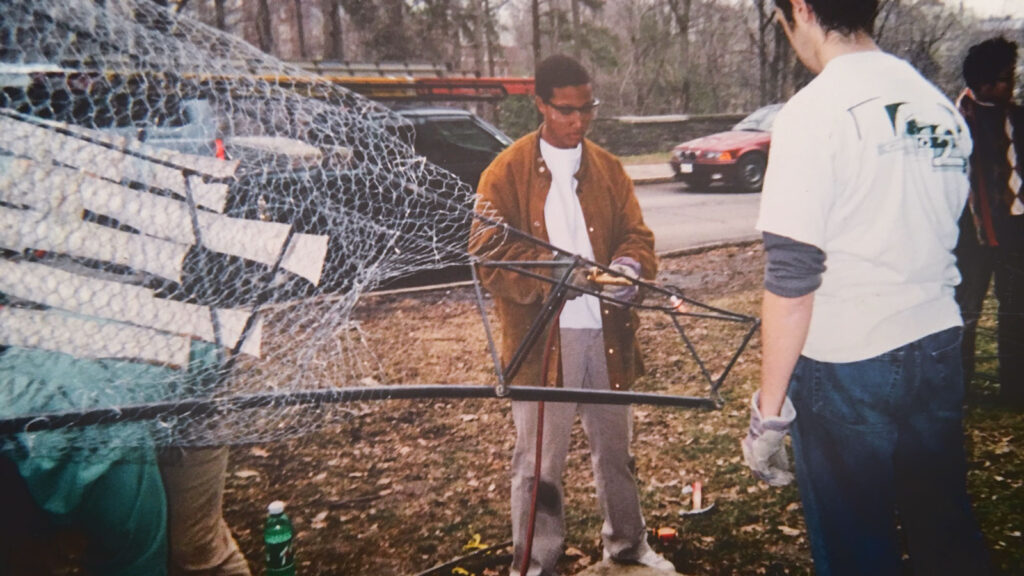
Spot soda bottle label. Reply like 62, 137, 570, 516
266, 539, 294, 569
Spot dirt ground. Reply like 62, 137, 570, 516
219, 243, 1024, 576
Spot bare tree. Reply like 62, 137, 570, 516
472, 0, 486, 74
256, 0, 274, 53
174, 0, 996, 115
875, 0, 967, 94
214, 0, 226, 30
754, 0, 769, 105
571, 0, 582, 58
321, 0, 344, 60
667, 0, 692, 111
532, 0, 541, 71
294, 0, 307, 59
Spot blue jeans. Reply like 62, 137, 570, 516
789, 327, 990, 576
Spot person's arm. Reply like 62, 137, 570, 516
759, 230, 825, 413
470, 156, 554, 304
759, 289, 814, 417
741, 232, 823, 486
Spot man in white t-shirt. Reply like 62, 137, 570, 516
740, 0, 992, 573
470, 55, 674, 575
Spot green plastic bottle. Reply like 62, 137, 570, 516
264, 500, 296, 576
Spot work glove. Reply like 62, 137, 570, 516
601, 256, 641, 307
741, 390, 797, 487
550, 252, 594, 300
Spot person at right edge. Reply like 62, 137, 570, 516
740, 0, 993, 574
955, 36, 1024, 409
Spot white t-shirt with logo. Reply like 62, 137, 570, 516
541, 138, 602, 329
757, 51, 973, 362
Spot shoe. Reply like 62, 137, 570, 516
635, 548, 677, 572
603, 547, 677, 573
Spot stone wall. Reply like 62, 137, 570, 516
587, 113, 745, 157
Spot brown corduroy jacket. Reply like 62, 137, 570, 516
469, 129, 657, 391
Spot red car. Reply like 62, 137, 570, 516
670, 103, 782, 192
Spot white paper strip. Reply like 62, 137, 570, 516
0, 115, 226, 212
0, 307, 192, 368
0, 206, 189, 282
0, 109, 239, 179
2, 158, 328, 285
281, 233, 329, 286
0, 260, 261, 356
187, 175, 229, 213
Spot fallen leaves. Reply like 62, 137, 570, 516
777, 526, 802, 537
217, 244, 1024, 575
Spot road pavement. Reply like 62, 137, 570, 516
627, 164, 761, 255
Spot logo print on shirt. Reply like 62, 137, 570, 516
879, 102, 968, 170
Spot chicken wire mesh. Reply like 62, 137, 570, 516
0, 0, 511, 458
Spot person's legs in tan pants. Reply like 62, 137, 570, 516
160, 447, 251, 576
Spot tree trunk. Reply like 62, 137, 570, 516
532, 0, 541, 73
292, 0, 303, 58
257, 0, 274, 54
771, 18, 790, 101
547, 1, 557, 52
321, 0, 344, 60
214, 0, 226, 30
667, 0, 692, 112
438, 0, 452, 67
473, 0, 486, 76
571, 0, 581, 59
484, 0, 496, 76
756, 0, 768, 105
294, 0, 307, 59
381, 0, 406, 60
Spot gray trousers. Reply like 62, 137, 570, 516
510, 328, 652, 576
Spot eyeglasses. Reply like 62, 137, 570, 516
544, 98, 601, 117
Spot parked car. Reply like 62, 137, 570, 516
669, 103, 782, 192
394, 106, 513, 189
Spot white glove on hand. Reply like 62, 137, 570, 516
741, 390, 797, 487
603, 256, 641, 305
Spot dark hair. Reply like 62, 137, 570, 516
535, 54, 591, 101
774, 0, 877, 36
963, 36, 1019, 91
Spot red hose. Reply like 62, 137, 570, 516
519, 303, 564, 575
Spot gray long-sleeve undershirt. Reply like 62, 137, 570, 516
763, 232, 826, 298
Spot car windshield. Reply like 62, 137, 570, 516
418, 117, 510, 154
732, 104, 782, 132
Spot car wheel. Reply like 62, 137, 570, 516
737, 153, 767, 192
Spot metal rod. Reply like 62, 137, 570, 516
477, 260, 755, 323
710, 318, 761, 399
499, 264, 575, 385
470, 263, 507, 395
670, 313, 716, 391
0, 385, 716, 435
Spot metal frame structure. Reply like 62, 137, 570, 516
469, 249, 759, 408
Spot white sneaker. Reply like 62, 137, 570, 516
603, 547, 677, 573
635, 548, 677, 572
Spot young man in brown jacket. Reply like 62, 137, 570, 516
470, 54, 675, 576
